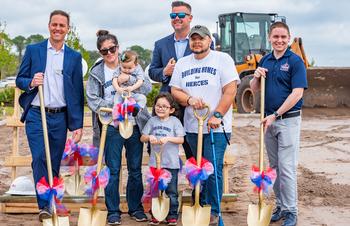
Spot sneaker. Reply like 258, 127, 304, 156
131, 211, 148, 222
209, 215, 219, 226
167, 218, 177, 225
108, 215, 121, 225
38, 207, 52, 222
282, 212, 297, 226
149, 217, 160, 225
271, 206, 284, 222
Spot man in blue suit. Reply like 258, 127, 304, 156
16, 10, 84, 222
149, 1, 193, 93
149, 1, 193, 159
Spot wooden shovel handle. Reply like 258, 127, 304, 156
92, 107, 113, 201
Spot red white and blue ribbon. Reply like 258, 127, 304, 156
112, 97, 140, 126
142, 167, 172, 203
62, 139, 98, 167
184, 157, 214, 187
250, 165, 277, 195
84, 165, 110, 204
36, 176, 68, 215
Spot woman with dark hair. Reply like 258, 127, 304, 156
86, 30, 150, 225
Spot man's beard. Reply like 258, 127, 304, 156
192, 46, 210, 55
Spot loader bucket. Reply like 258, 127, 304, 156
304, 67, 350, 108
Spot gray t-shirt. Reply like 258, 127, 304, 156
142, 116, 185, 169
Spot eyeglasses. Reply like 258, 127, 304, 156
100, 45, 118, 56
170, 12, 190, 19
155, 105, 171, 110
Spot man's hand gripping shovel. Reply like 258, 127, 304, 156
77, 107, 112, 226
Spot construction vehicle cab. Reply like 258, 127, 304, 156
216, 12, 286, 113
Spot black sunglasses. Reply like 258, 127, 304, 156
170, 12, 190, 19
100, 45, 118, 56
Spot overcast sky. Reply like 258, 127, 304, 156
1, 0, 349, 66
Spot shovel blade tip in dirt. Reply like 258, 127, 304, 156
42, 216, 70, 226
152, 196, 170, 221
77, 207, 108, 226
181, 204, 211, 226
247, 203, 273, 226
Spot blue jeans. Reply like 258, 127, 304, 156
104, 125, 144, 218
186, 132, 230, 216
164, 168, 179, 220
25, 107, 67, 209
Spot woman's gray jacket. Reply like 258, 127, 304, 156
86, 59, 152, 147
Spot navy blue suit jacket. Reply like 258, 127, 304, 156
16, 39, 84, 131
148, 33, 192, 93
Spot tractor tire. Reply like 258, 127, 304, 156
236, 75, 260, 113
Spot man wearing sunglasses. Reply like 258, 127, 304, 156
149, 1, 193, 93
149, 1, 193, 160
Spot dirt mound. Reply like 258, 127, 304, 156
298, 166, 350, 206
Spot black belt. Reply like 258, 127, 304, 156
275, 111, 301, 120
32, 105, 67, 113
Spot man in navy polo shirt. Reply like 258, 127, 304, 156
250, 22, 307, 226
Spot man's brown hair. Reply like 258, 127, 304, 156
49, 10, 70, 26
171, 1, 191, 12
269, 21, 290, 36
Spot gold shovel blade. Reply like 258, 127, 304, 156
42, 215, 70, 226
181, 204, 211, 226
77, 207, 107, 226
119, 121, 133, 139
151, 195, 170, 221
247, 203, 273, 226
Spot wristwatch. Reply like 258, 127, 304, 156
213, 111, 223, 119
273, 111, 280, 118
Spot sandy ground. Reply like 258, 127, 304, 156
0, 108, 349, 226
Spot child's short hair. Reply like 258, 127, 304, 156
121, 50, 138, 64
152, 92, 180, 117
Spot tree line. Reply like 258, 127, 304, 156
0, 21, 152, 80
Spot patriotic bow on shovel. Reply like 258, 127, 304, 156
36, 176, 68, 215
250, 165, 277, 195
84, 165, 110, 204
112, 96, 140, 125
184, 156, 214, 187
143, 167, 172, 202
62, 139, 98, 167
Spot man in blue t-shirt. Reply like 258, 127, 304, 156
250, 22, 307, 226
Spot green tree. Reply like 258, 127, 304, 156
87, 50, 101, 66
26, 34, 45, 45
127, 45, 152, 69
66, 25, 90, 77
12, 35, 26, 62
0, 22, 18, 80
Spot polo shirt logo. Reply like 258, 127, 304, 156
280, 63, 289, 72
